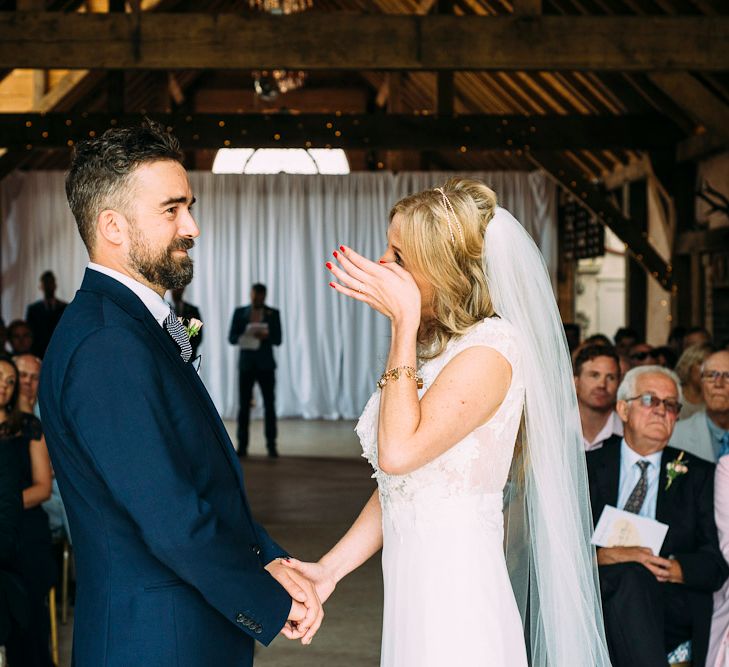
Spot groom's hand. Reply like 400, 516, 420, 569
266, 559, 324, 645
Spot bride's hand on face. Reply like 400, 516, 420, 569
326, 245, 421, 330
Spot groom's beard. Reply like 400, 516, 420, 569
128, 225, 194, 291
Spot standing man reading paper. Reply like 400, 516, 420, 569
39, 122, 321, 667
229, 284, 282, 458
587, 365, 728, 667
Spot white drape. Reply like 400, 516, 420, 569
1, 170, 555, 420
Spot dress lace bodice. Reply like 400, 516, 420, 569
355, 317, 525, 512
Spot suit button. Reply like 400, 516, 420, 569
236, 613, 246, 624
255, 625, 263, 634
251, 544, 261, 555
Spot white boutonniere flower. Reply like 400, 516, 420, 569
665, 451, 689, 491
178, 317, 203, 340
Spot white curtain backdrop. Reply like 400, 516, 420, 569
1, 170, 556, 420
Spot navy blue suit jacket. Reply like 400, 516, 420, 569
228, 306, 282, 373
39, 269, 290, 667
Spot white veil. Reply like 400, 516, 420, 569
484, 207, 612, 666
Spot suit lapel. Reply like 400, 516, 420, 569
598, 439, 621, 509
80, 269, 245, 490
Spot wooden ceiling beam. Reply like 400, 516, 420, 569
2, 12, 728, 71
0, 112, 684, 151
648, 72, 729, 144
528, 149, 672, 287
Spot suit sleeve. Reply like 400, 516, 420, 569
228, 309, 244, 345
253, 522, 287, 565
62, 327, 291, 645
269, 310, 282, 347
674, 462, 729, 592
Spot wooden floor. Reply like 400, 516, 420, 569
57, 419, 382, 667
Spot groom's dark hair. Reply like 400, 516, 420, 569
65, 119, 184, 252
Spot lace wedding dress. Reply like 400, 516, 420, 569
356, 317, 528, 666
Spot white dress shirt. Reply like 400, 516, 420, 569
584, 410, 624, 451
88, 262, 170, 327
617, 438, 662, 519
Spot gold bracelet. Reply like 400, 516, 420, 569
377, 365, 423, 390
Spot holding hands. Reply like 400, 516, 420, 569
327, 245, 421, 332
266, 558, 325, 645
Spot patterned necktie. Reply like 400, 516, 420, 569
719, 432, 729, 459
163, 308, 192, 363
623, 460, 651, 514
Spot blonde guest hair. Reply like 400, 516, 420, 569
389, 178, 498, 359
675, 342, 714, 387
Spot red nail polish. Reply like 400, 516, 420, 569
379, 260, 386, 264
339, 245, 346, 252
329, 282, 335, 288
333, 250, 338, 258
326, 262, 333, 269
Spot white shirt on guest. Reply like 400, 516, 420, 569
88, 262, 170, 327
584, 410, 624, 451
617, 438, 662, 519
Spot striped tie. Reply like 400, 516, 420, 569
623, 460, 650, 514
164, 308, 193, 363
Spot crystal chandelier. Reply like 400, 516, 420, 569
250, 0, 311, 100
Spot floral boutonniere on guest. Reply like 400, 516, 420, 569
179, 317, 203, 340
665, 451, 689, 490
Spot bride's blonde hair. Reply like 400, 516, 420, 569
389, 178, 499, 359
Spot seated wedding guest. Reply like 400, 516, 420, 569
671, 350, 729, 463
13, 354, 41, 418
684, 326, 713, 352
574, 344, 622, 451
25, 271, 67, 359
0, 432, 26, 650
709, 454, 729, 667
587, 365, 728, 667
6, 321, 33, 356
170, 286, 203, 359
0, 355, 56, 667
585, 333, 613, 347
676, 343, 716, 419
614, 326, 639, 357
654, 345, 678, 369
13, 354, 70, 543
629, 341, 658, 368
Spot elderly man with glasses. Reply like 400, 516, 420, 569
670, 350, 729, 464
586, 365, 728, 667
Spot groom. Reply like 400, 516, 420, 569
39, 121, 322, 666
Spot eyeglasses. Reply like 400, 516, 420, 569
630, 351, 656, 361
701, 370, 729, 384
625, 393, 681, 416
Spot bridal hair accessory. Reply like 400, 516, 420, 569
377, 365, 424, 390
434, 187, 465, 246
665, 451, 689, 490
178, 317, 203, 339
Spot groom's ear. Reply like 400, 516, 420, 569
97, 209, 126, 247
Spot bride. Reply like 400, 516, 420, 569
285, 178, 611, 665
